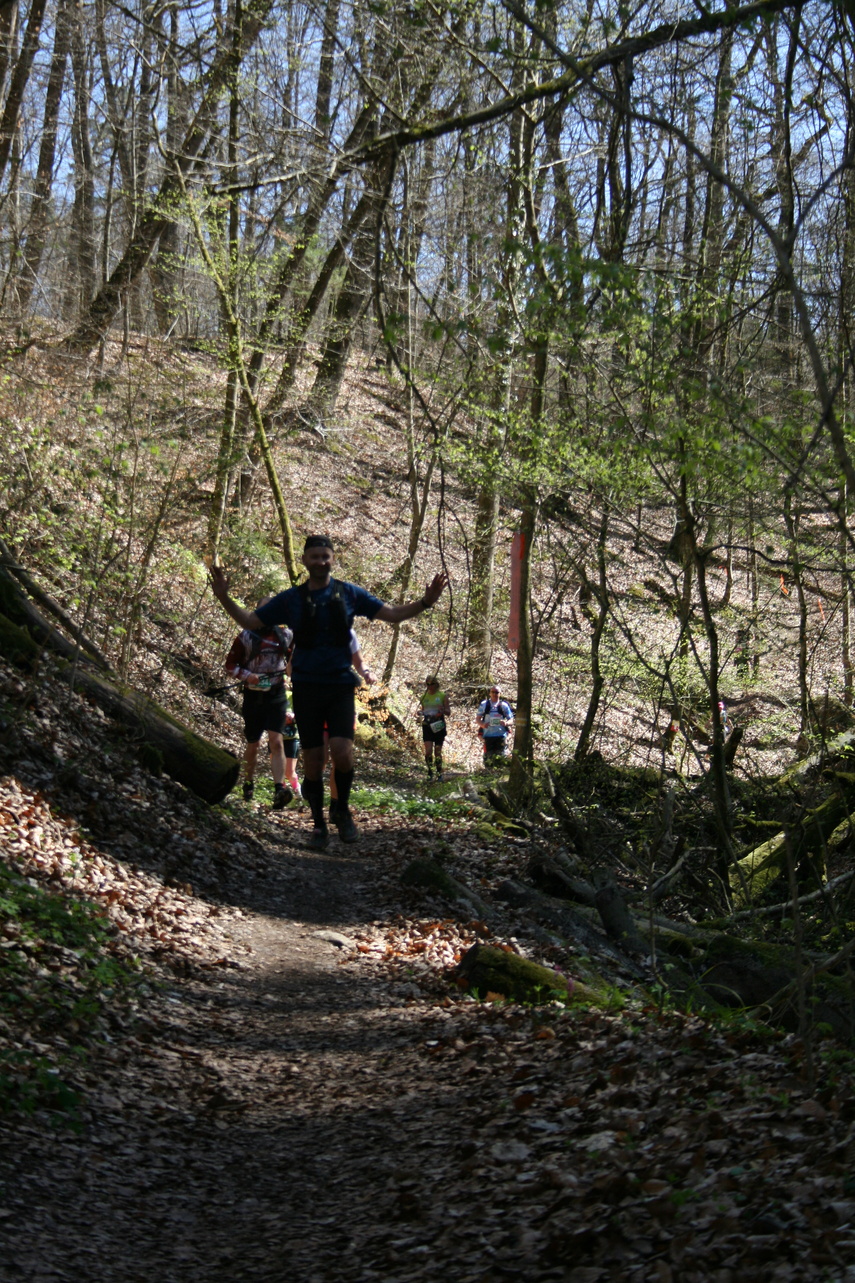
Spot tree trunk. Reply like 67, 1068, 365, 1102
381, 406, 440, 684
463, 479, 501, 683
258, 178, 382, 424
150, 4, 184, 335
18, 0, 71, 313
300, 220, 374, 426
783, 492, 810, 736
510, 491, 536, 777
574, 509, 610, 760
62, 0, 274, 352
0, 0, 48, 187
208, 0, 245, 556
66, 1, 97, 318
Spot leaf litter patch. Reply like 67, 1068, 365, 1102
0, 680, 854, 1278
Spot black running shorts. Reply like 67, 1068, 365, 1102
291, 683, 356, 750
421, 716, 446, 745
242, 685, 289, 743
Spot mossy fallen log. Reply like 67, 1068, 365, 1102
730, 784, 855, 904
593, 871, 646, 955
0, 563, 108, 671
526, 850, 597, 905
64, 664, 240, 804
0, 539, 113, 671
699, 935, 855, 1041
0, 568, 240, 805
455, 943, 577, 1004
496, 879, 648, 979
779, 728, 855, 785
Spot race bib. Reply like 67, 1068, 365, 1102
430, 719, 445, 734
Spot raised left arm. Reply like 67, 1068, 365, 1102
374, 572, 448, 624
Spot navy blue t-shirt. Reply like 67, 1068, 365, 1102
255, 579, 382, 685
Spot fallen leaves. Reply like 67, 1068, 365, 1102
1, 662, 855, 1281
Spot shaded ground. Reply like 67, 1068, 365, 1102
3, 781, 855, 1283
1, 649, 855, 1282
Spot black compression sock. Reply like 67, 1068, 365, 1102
302, 777, 325, 827
333, 768, 354, 808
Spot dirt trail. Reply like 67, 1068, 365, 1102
1, 818, 484, 1283
4, 789, 855, 1282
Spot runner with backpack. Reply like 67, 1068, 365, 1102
224, 597, 294, 809
210, 536, 447, 849
477, 686, 514, 766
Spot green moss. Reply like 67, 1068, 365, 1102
474, 822, 505, 842
653, 928, 703, 961
400, 857, 459, 896
354, 721, 395, 752
704, 934, 797, 967
458, 944, 570, 1003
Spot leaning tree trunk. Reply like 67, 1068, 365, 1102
0, 0, 48, 188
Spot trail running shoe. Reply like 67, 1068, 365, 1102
272, 783, 293, 810
336, 807, 359, 844
307, 824, 329, 850
242, 781, 255, 801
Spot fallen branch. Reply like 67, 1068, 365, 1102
496, 878, 648, 980
728, 869, 855, 921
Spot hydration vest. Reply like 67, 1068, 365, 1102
291, 578, 351, 648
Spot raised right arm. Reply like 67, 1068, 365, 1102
209, 564, 263, 632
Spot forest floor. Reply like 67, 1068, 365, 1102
2, 677, 855, 1283
2, 338, 855, 1280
